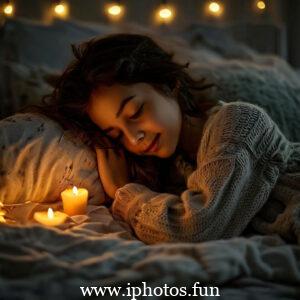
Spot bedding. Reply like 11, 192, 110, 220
189, 56, 300, 142
1, 18, 300, 299
0, 206, 300, 299
0, 113, 105, 222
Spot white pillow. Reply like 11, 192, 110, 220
0, 113, 105, 207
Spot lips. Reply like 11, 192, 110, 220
142, 134, 160, 153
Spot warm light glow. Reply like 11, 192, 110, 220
0, 202, 6, 223
159, 8, 172, 19
257, 1, 266, 10
47, 208, 54, 219
54, 4, 65, 15
34, 208, 68, 226
155, 5, 175, 24
209, 2, 220, 13
107, 4, 122, 16
3, 3, 14, 16
61, 187, 88, 216
53, 2, 69, 19
72, 186, 78, 195
105, 3, 125, 21
206, 1, 224, 17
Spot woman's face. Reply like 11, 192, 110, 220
87, 83, 182, 158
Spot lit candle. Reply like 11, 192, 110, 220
34, 208, 68, 226
0, 202, 6, 223
61, 186, 88, 216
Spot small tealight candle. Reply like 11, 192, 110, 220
34, 208, 68, 226
61, 186, 88, 216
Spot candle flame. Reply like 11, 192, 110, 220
47, 208, 54, 219
72, 186, 78, 195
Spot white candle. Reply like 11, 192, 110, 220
61, 186, 88, 216
34, 208, 68, 226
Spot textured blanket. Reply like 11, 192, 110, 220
0, 205, 300, 299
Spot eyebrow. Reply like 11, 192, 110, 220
103, 95, 136, 133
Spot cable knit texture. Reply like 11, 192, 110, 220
112, 102, 300, 245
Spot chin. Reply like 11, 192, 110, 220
157, 145, 176, 158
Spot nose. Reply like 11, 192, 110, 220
123, 125, 145, 146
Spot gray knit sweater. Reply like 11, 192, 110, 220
112, 102, 300, 244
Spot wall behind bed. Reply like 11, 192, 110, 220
0, 0, 299, 119
0, 0, 296, 64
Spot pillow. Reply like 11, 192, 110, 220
0, 60, 55, 119
1, 18, 116, 70
0, 113, 105, 209
189, 57, 300, 142
181, 23, 258, 60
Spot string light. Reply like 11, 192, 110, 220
53, 1, 69, 19
105, 1, 125, 21
256, 1, 266, 10
206, 1, 224, 17
107, 4, 122, 16
159, 7, 172, 19
155, 1, 175, 24
3, 0, 14, 17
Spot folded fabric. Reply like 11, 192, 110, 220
0, 113, 105, 222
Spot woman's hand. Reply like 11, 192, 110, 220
95, 143, 130, 199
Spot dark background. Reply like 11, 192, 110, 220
0, 0, 300, 68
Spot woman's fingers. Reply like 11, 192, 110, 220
95, 147, 109, 159
94, 145, 129, 199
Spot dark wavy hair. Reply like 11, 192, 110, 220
22, 33, 218, 191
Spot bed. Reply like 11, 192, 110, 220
1, 18, 300, 299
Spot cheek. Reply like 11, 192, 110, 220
143, 106, 171, 132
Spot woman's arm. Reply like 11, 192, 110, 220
112, 102, 290, 244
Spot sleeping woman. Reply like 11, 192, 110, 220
29, 33, 300, 244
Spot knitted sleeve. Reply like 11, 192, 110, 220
112, 102, 290, 244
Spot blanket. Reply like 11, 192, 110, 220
0, 205, 300, 299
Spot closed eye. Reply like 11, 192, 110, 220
129, 103, 144, 120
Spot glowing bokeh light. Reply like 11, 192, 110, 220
107, 4, 122, 16
206, 1, 223, 17
257, 1, 266, 10
159, 8, 172, 19
155, 5, 175, 24
53, 2, 69, 19
3, 3, 14, 16
209, 2, 220, 13
54, 4, 65, 15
